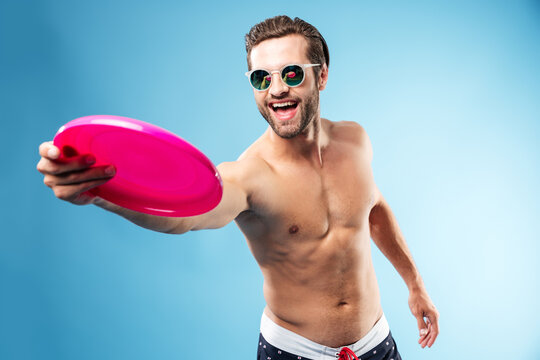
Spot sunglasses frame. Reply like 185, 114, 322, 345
245, 63, 321, 91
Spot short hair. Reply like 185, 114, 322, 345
245, 15, 330, 72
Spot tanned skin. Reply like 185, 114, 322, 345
38, 34, 439, 349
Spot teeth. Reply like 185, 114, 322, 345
272, 101, 296, 109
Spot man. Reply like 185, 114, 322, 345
37, 15, 439, 360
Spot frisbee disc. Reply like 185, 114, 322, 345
53, 115, 223, 217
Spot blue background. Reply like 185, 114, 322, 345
1, 0, 539, 359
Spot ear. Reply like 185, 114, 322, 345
318, 63, 329, 91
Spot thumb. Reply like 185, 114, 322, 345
416, 316, 428, 336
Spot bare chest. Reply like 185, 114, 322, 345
244, 145, 377, 242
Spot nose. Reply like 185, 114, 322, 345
268, 71, 289, 97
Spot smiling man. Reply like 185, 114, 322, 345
37, 15, 439, 360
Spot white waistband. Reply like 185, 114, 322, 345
260, 312, 390, 360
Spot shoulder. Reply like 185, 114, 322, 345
330, 120, 368, 140
216, 155, 272, 214
217, 156, 270, 182
218, 154, 270, 172
216, 156, 272, 195
218, 130, 271, 176
329, 120, 373, 161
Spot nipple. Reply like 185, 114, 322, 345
289, 225, 299, 234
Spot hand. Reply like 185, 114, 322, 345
408, 287, 439, 348
36, 141, 116, 205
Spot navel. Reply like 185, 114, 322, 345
288, 225, 299, 234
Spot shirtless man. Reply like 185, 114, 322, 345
37, 16, 439, 360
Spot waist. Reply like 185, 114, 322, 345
260, 311, 390, 359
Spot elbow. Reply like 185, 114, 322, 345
162, 218, 195, 235
368, 201, 387, 233
164, 224, 193, 235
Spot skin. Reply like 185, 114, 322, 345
37, 34, 439, 349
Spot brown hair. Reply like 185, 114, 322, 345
245, 15, 329, 73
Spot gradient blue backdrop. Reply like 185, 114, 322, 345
1, 0, 539, 359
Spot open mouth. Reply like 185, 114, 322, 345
269, 100, 299, 121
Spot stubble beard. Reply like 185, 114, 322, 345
257, 90, 320, 139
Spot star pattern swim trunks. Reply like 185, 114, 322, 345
257, 331, 402, 360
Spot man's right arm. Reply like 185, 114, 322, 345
37, 141, 252, 234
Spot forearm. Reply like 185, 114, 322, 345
369, 197, 425, 291
93, 197, 195, 234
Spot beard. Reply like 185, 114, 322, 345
257, 90, 319, 139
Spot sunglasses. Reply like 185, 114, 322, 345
245, 63, 320, 91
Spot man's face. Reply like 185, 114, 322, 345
249, 35, 323, 139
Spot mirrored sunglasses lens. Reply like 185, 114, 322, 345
282, 65, 304, 87
250, 70, 271, 90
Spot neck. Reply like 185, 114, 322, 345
268, 113, 329, 168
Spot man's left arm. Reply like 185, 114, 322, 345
369, 193, 440, 348
356, 122, 439, 348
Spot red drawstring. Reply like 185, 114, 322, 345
338, 346, 359, 360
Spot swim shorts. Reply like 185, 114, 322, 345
257, 312, 402, 360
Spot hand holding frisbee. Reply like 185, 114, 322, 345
48, 115, 222, 217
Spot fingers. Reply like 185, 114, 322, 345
43, 165, 115, 187
38, 154, 98, 175
425, 312, 440, 347
418, 311, 440, 349
37, 141, 95, 175
416, 315, 428, 339
38, 141, 101, 179
39, 141, 59, 159
38, 140, 115, 205
52, 177, 113, 204
417, 316, 430, 348
418, 318, 431, 348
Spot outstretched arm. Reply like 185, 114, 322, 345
369, 193, 440, 348
94, 160, 251, 234
38, 141, 253, 234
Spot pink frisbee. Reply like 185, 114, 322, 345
53, 115, 223, 217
